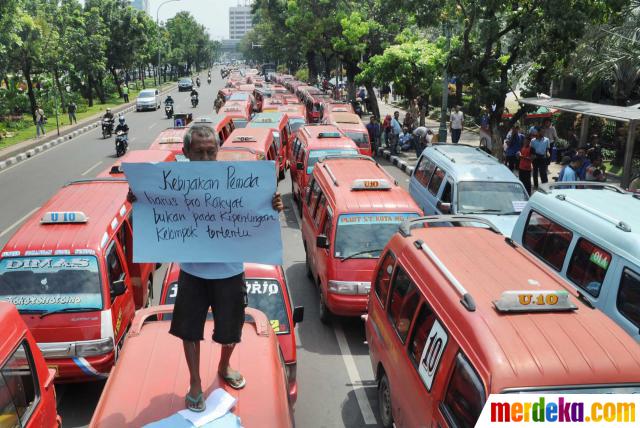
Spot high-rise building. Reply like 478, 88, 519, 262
229, 1, 254, 41
130, 0, 149, 14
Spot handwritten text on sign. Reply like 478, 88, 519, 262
123, 161, 282, 264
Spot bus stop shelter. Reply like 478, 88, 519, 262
519, 97, 640, 187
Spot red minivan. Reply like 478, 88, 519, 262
0, 179, 155, 382
301, 157, 421, 322
158, 262, 304, 403
0, 302, 62, 427
324, 111, 372, 156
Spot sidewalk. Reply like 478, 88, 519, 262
0, 83, 177, 165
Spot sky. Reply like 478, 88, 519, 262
149, 0, 250, 40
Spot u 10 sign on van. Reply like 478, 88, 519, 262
123, 161, 282, 264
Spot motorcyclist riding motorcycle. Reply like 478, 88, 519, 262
207, 76, 211, 85
101, 108, 114, 138
164, 95, 174, 118
114, 115, 129, 156
196, 76, 201, 88
208, 70, 211, 77
103, 108, 114, 121
190, 88, 199, 108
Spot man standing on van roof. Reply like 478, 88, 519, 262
129, 123, 283, 413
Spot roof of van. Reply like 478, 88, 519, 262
400, 225, 640, 392
149, 127, 188, 149
316, 158, 421, 214
247, 112, 287, 127
528, 187, 640, 264
89, 308, 292, 428
328, 112, 362, 124
0, 302, 26, 359
1, 180, 129, 255
97, 150, 175, 177
422, 144, 518, 182
225, 128, 274, 152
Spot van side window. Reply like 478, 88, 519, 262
441, 180, 452, 204
566, 239, 611, 297
106, 243, 125, 298
322, 212, 333, 241
307, 179, 320, 208
409, 304, 449, 391
441, 353, 486, 428
313, 193, 326, 225
292, 138, 301, 158
617, 268, 640, 327
522, 211, 572, 271
414, 156, 436, 187
388, 267, 421, 343
374, 251, 396, 307
0, 340, 39, 425
428, 167, 445, 196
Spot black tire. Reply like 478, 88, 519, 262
378, 373, 394, 428
319, 291, 331, 324
279, 168, 285, 181
305, 246, 313, 280
291, 181, 297, 202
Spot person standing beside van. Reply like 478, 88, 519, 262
390, 111, 402, 155
517, 135, 533, 195
505, 124, 524, 171
449, 105, 464, 144
530, 127, 550, 188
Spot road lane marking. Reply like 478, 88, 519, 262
0, 206, 40, 238
81, 160, 102, 176
334, 324, 377, 425
148, 123, 157, 129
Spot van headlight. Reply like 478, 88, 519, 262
328, 281, 370, 295
75, 338, 114, 357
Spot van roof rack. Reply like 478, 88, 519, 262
65, 178, 127, 187
322, 164, 339, 186
554, 193, 632, 232
537, 182, 626, 194
413, 238, 476, 312
318, 153, 375, 164
399, 215, 501, 237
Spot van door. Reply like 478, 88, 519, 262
409, 156, 437, 214
611, 265, 640, 341
105, 241, 135, 348
302, 180, 322, 275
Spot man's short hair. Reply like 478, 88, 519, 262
184, 124, 217, 152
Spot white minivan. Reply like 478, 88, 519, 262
136, 88, 161, 111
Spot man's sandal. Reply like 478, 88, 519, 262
221, 370, 246, 390
185, 392, 206, 412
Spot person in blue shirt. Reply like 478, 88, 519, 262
505, 124, 524, 171
390, 111, 402, 155
127, 123, 284, 412
365, 116, 381, 155
559, 156, 583, 183
530, 127, 551, 188
576, 148, 590, 180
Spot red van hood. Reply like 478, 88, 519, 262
333, 259, 378, 283
21, 311, 102, 343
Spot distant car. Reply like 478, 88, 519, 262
178, 77, 194, 92
135, 88, 160, 111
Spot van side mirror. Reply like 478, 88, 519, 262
110, 279, 127, 298
316, 234, 330, 249
296, 161, 303, 170
437, 201, 451, 214
293, 306, 304, 324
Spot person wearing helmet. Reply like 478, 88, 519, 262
115, 115, 129, 135
103, 108, 114, 121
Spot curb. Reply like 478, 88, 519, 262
0, 84, 176, 171
378, 147, 414, 177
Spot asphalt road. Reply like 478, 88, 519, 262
0, 69, 389, 427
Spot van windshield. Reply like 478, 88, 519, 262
307, 148, 358, 174
289, 118, 305, 133
457, 181, 529, 215
163, 278, 289, 334
334, 213, 419, 259
139, 90, 155, 98
0, 256, 102, 311
344, 132, 369, 148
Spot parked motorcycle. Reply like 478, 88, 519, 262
165, 103, 174, 118
115, 131, 128, 157
191, 95, 199, 108
101, 118, 114, 139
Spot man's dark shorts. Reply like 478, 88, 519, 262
169, 270, 247, 344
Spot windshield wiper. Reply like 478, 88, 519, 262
17, 308, 45, 314
497, 211, 520, 216
40, 307, 101, 319
465, 208, 502, 213
340, 249, 384, 262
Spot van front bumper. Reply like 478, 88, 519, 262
326, 292, 368, 317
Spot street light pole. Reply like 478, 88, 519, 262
157, 0, 181, 84
438, 22, 451, 144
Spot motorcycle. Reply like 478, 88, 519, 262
115, 131, 128, 157
101, 118, 114, 139
165, 103, 174, 118
191, 95, 199, 108
207, 77, 211, 85
196, 79, 201, 88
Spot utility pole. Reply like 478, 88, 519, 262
438, 22, 451, 144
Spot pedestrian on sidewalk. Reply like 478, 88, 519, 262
382, 114, 392, 147
122, 84, 130, 103
35, 105, 46, 138
530, 127, 551, 188
403, 111, 415, 132
390, 111, 402, 155
518, 135, 533, 195
381, 84, 390, 104
449, 105, 464, 144
67, 101, 77, 125
412, 126, 430, 158
505, 123, 524, 172
366, 116, 381, 155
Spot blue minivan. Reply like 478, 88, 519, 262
409, 144, 529, 235
512, 183, 640, 341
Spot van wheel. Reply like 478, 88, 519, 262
305, 247, 313, 280
378, 373, 394, 428
319, 292, 331, 324
279, 169, 285, 180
